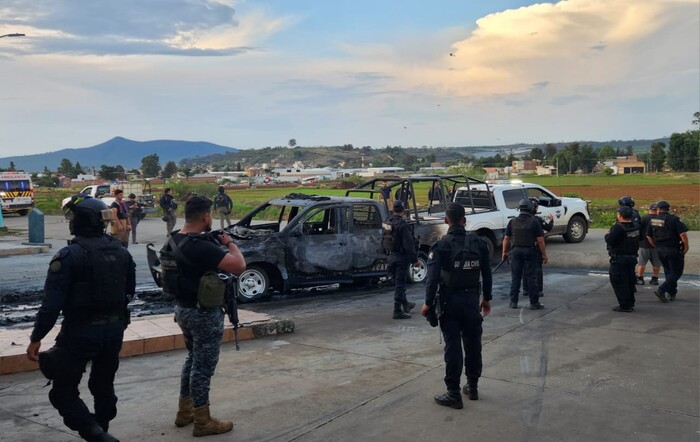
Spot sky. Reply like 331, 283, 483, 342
0, 0, 698, 157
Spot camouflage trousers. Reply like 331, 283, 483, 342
174, 306, 224, 407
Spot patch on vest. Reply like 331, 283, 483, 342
650, 218, 664, 228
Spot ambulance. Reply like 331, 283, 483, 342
0, 171, 35, 216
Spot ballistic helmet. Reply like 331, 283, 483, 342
618, 196, 635, 207
393, 200, 406, 212
63, 194, 112, 237
528, 197, 540, 208
518, 199, 534, 213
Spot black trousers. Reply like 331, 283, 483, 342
440, 300, 483, 392
509, 247, 538, 304
609, 255, 637, 309
657, 247, 684, 296
49, 322, 124, 433
389, 256, 410, 304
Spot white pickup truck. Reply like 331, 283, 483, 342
61, 182, 157, 219
62, 184, 116, 211
454, 181, 591, 255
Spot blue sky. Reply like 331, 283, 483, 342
0, 0, 697, 158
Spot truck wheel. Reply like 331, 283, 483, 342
563, 215, 587, 243
18, 209, 29, 216
237, 266, 270, 302
408, 253, 428, 284
478, 233, 496, 258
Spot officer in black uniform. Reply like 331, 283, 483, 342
530, 197, 553, 297
26, 195, 135, 442
618, 195, 641, 226
502, 199, 547, 310
387, 200, 419, 319
647, 200, 690, 302
421, 203, 492, 409
605, 205, 640, 312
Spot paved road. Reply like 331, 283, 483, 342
0, 268, 697, 441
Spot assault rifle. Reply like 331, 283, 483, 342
425, 293, 441, 328
219, 273, 241, 351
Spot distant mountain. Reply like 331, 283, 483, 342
0, 136, 238, 173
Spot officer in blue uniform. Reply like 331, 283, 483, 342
422, 203, 492, 409
647, 200, 690, 302
605, 205, 640, 312
26, 195, 135, 442
502, 199, 547, 310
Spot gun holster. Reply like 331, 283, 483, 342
38, 346, 83, 381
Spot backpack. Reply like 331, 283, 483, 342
382, 217, 403, 253
215, 193, 228, 208
441, 233, 482, 291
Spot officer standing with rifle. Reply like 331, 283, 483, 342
605, 205, 640, 312
26, 195, 135, 442
421, 203, 492, 409
502, 199, 547, 310
160, 195, 246, 437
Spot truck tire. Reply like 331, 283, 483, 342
408, 253, 428, 284
237, 265, 270, 302
563, 215, 587, 243
18, 209, 29, 216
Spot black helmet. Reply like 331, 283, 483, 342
63, 194, 111, 236
528, 197, 539, 207
618, 196, 635, 207
518, 199, 533, 213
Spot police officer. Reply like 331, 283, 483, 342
618, 196, 642, 226
502, 199, 547, 310
26, 195, 135, 442
159, 187, 178, 237
421, 203, 492, 409
647, 200, 690, 302
530, 197, 553, 297
386, 200, 420, 319
605, 205, 640, 312
162, 195, 246, 437
636, 203, 661, 285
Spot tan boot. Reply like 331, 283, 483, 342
175, 396, 194, 427
193, 404, 233, 437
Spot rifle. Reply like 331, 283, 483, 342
219, 273, 241, 351
491, 258, 508, 273
426, 293, 441, 328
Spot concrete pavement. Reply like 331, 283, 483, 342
0, 268, 698, 441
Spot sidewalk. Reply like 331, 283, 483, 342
0, 311, 294, 375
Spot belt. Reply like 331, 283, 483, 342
65, 314, 123, 326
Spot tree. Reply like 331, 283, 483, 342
544, 144, 558, 162
426, 152, 436, 163
529, 147, 544, 161
649, 142, 666, 172
579, 144, 597, 173
58, 158, 76, 178
141, 154, 161, 178
235, 162, 242, 172
9, 161, 16, 171
161, 161, 178, 179
625, 145, 634, 156
98, 165, 119, 181
74, 161, 85, 175
598, 145, 615, 161
288, 139, 297, 148
115, 165, 126, 180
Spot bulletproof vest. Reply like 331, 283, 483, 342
382, 216, 403, 253
510, 215, 537, 247
609, 222, 640, 255
215, 193, 227, 207
66, 236, 129, 319
440, 233, 482, 291
159, 234, 200, 302
650, 213, 675, 245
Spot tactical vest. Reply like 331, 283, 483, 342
382, 216, 403, 254
609, 222, 640, 256
65, 236, 129, 321
510, 215, 537, 247
159, 234, 199, 302
440, 233, 482, 291
650, 213, 675, 246
215, 193, 228, 208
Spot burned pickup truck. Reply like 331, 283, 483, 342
226, 193, 454, 302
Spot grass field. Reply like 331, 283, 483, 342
30, 173, 699, 230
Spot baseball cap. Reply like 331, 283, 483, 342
649, 203, 658, 210
393, 200, 405, 211
616, 205, 633, 219
657, 200, 670, 210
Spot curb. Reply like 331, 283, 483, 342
0, 244, 52, 257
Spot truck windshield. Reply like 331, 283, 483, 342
1, 180, 30, 191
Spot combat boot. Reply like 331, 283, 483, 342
193, 404, 233, 437
78, 422, 119, 442
649, 276, 659, 286
175, 396, 194, 427
403, 301, 416, 313
393, 302, 411, 319
462, 377, 479, 400
636, 277, 645, 285
434, 390, 463, 409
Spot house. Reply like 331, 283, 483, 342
512, 160, 539, 173
602, 155, 646, 174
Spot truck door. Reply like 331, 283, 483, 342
526, 186, 565, 234
348, 203, 386, 272
285, 206, 352, 275
501, 188, 527, 226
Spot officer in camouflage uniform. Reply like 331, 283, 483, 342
422, 203, 492, 409
161, 195, 246, 437
26, 195, 135, 442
